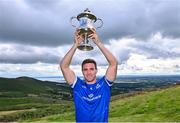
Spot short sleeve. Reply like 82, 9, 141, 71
104, 77, 113, 86
71, 76, 78, 88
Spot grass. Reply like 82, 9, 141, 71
25, 112, 75, 122
0, 97, 56, 111
0, 109, 36, 116
109, 85, 180, 122
0, 97, 73, 122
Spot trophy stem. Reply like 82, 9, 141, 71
77, 32, 93, 51
84, 33, 88, 44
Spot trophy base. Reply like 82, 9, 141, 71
77, 44, 93, 51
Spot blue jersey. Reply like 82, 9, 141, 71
71, 76, 113, 122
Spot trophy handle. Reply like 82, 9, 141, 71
70, 16, 77, 27
95, 18, 103, 29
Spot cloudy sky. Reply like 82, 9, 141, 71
0, 0, 180, 79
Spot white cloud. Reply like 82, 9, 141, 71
119, 53, 180, 75
0, 43, 68, 64
0, 62, 60, 78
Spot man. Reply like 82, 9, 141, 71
60, 28, 118, 122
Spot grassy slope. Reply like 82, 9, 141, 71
33, 85, 180, 122
109, 85, 180, 122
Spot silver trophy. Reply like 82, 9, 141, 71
70, 8, 103, 51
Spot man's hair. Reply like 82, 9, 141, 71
81, 59, 97, 70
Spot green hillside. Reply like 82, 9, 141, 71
32, 85, 180, 122
0, 77, 71, 98
0, 77, 73, 122
109, 85, 180, 122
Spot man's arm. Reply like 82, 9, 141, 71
89, 29, 118, 81
60, 30, 83, 85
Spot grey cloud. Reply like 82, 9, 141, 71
173, 64, 180, 68
1, 0, 180, 47
24, 0, 60, 9
0, 44, 60, 64
129, 40, 180, 59
149, 1, 180, 39
97, 0, 180, 41
0, 0, 73, 46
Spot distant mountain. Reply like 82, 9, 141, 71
0, 76, 72, 99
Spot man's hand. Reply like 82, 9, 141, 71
88, 28, 101, 45
74, 29, 84, 46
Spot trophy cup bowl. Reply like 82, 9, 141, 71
70, 8, 103, 51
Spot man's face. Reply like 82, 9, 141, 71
82, 63, 97, 83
